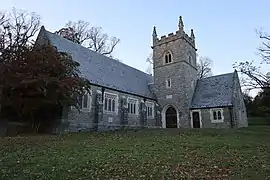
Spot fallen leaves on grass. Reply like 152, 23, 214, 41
0, 127, 269, 179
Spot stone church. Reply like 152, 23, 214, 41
35, 16, 248, 132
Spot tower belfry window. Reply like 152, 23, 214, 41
164, 51, 172, 64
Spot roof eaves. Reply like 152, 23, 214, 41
190, 104, 233, 110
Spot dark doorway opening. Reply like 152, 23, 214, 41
166, 107, 177, 128
192, 112, 200, 128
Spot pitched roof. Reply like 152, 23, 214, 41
38, 27, 155, 99
190, 72, 235, 109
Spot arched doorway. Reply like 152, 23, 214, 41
165, 107, 177, 128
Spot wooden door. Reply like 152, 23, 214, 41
192, 112, 200, 128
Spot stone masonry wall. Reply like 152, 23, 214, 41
232, 72, 248, 128
62, 84, 159, 132
191, 107, 233, 128
152, 28, 197, 128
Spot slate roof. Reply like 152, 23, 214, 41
190, 72, 235, 109
39, 27, 155, 99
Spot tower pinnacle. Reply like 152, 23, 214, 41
191, 29, 195, 39
152, 26, 157, 37
178, 16, 184, 31
152, 26, 157, 44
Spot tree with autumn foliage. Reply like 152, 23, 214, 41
0, 8, 90, 133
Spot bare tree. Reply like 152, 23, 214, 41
0, 12, 7, 50
197, 56, 213, 79
0, 12, 7, 26
234, 30, 270, 90
0, 8, 41, 50
65, 20, 91, 44
55, 26, 80, 44
56, 20, 120, 57
88, 26, 120, 56
145, 52, 153, 75
257, 30, 270, 64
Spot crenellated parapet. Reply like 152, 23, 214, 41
152, 16, 196, 49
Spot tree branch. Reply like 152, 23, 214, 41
56, 20, 120, 57
197, 56, 213, 79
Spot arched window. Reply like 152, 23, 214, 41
112, 99, 115, 112
217, 111, 222, 120
108, 99, 112, 111
83, 94, 88, 108
104, 92, 118, 113
213, 111, 217, 120
189, 55, 192, 64
165, 55, 168, 64
164, 51, 172, 64
210, 109, 224, 122
168, 53, 172, 62
105, 98, 108, 110
127, 97, 138, 115
77, 90, 92, 112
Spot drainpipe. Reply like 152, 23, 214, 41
143, 98, 146, 128
229, 106, 234, 128
101, 87, 105, 101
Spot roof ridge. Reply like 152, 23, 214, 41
200, 72, 234, 80
44, 28, 153, 78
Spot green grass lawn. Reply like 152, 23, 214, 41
0, 126, 269, 179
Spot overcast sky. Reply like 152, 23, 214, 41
1, 0, 270, 95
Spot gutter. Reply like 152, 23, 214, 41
190, 104, 233, 110
89, 82, 157, 101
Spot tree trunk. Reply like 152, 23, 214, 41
34, 120, 41, 133
0, 118, 7, 137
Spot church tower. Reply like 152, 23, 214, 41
152, 16, 197, 128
